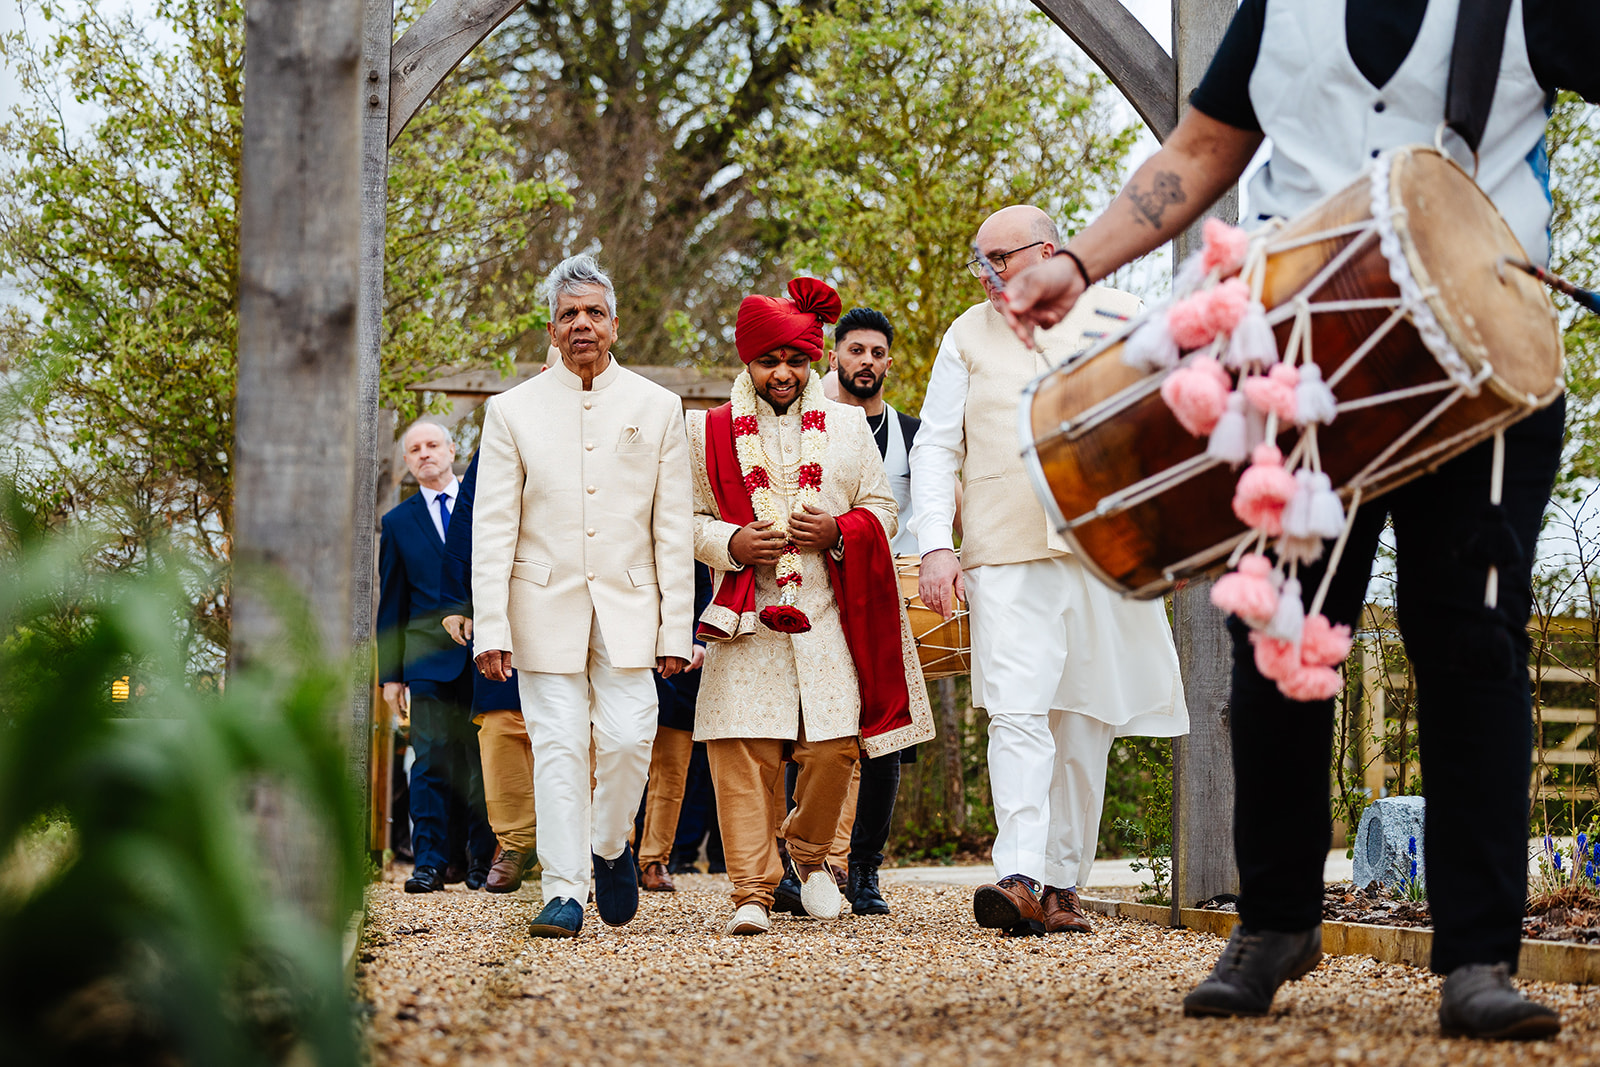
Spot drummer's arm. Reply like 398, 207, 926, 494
1003, 109, 1263, 337
910, 331, 969, 619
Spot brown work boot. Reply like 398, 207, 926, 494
973, 874, 1046, 935
1042, 886, 1094, 933
485, 848, 532, 894
640, 861, 676, 893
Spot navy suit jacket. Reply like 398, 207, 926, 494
377, 487, 471, 687
441, 452, 522, 712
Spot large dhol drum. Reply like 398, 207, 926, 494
895, 555, 970, 679
1021, 146, 1563, 599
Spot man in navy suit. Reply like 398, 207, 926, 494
441, 448, 537, 893
378, 419, 496, 893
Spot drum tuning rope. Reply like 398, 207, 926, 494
1496, 256, 1600, 315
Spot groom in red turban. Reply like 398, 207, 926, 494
683, 277, 934, 936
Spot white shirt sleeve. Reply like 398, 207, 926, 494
908, 327, 968, 557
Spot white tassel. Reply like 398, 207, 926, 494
1224, 302, 1277, 370
1277, 534, 1324, 566
1173, 250, 1207, 297
1296, 363, 1338, 425
1245, 402, 1268, 451
1265, 576, 1305, 646
1207, 392, 1249, 466
1280, 469, 1316, 538
1122, 317, 1180, 373
1306, 471, 1346, 538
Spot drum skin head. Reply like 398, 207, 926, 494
1390, 146, 1562, 404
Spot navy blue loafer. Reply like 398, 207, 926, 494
528, 896, 584, 939
593, 844, 640, 927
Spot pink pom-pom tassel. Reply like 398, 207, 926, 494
1205, 278, 1252, 336
1160, 357, 1231, 436
1167, 294, 1217, 350
1264, 575, 1305, 645
1232, 443, 1298, 535
1122, 317, 1180, 373
1224, 302, 1278, 370
1251, 632, 1301, 682
1278, 664, 1344, 702
1201, 217, 1251, 276
1210, 553, 1280, 626
1300, 613, 1353, 668
1242, 372, 1299, 424
1296, 362, 1338, 425
1207, 392, 1250, 466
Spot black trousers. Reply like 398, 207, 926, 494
1230, 398, 1563, 974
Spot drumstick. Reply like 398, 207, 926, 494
972, 243, 1040, 351
1498, 255, 1600, 314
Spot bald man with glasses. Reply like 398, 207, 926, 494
911, 204, 1188, 938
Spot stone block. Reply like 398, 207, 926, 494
1352, 795, 1426, 891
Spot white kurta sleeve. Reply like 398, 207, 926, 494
652, 399, 695, 661
909, 327, 969, 557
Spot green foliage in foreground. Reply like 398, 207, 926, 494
0, 490, 361, 1064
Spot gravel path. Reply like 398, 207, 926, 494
359, 868, 1600, 1065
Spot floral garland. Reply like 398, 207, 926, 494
731, 371, 827, 633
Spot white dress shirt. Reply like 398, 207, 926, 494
418, 476, 460, 544
908, 344, 968, 557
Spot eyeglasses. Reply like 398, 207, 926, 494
965, 241, 1045, 278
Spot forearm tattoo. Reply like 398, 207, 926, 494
1127, 170, 1188, 229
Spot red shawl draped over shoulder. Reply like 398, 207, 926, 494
698, 401, 913, 740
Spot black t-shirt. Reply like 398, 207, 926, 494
1190, 0, 1600, 133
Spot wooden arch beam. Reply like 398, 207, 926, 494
388, 0, 525, 144
1029, 0, 1177, 141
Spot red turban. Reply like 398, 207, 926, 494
734, 277, 842, 364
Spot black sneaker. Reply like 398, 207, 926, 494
592, 844, 640, 927
773, 863, 806, 917
1438, 962, 1560, 1040
1182, 925, 1323, 1017
848, 862, 890, 916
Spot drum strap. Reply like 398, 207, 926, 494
1444, 0, 1516, 154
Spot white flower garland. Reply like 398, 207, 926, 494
730, 371, 828, 615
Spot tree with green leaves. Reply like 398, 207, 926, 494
474, 0, 829, 366
1547, 90, 1600, 497
0, 0, 567, 665
739, 0, 1140, 410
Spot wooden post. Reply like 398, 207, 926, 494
1168, 0, 1242, 923
938, 678, 966, 831
234, 0, 366, 911
353, 0, 394, 860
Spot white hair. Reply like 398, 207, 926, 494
401, 419, 453, 447
543, 254, 617, 319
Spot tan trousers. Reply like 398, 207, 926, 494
637, 725, 694, 868
826, 760, 862, 872
476, 709, 536, 854
708, 734, 858, 908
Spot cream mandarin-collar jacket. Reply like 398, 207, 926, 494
472, 357, 694, 673
688, 392, 897, 744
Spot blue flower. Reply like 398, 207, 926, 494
1581, 833, 1589, 858
1408, 836, 1417, 856
1555, 851, 1564, 873
1587, 861, 1595, 883
1410, 858, 1418, 881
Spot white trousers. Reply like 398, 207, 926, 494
987, 709, 1115, 890
518, 614, 657, 904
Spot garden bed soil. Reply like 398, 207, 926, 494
1194, 881, 1600, 945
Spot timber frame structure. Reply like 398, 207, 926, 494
338, 0, 1240, 914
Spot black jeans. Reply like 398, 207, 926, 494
849, 752, 903, 867
1230, 398, 1563, 975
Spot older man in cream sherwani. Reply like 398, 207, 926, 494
913, 205, 1189, 938
689, 277, 931, 937
473, 254, 693, 940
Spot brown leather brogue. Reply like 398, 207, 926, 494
640, 861, 676, 892
1042, 886, 1094, 933
484, 848, 532, 894
972, 874, 1046, 935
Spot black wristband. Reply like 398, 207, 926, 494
1060, 248, 1092, 288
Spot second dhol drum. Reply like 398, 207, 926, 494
896, 555, 970, 679
1021, 145, 1563, 598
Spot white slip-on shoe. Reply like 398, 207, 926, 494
799, 869, 844, 920
725, 903, 771, 935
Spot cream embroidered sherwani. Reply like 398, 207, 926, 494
688, 396, 897, 744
